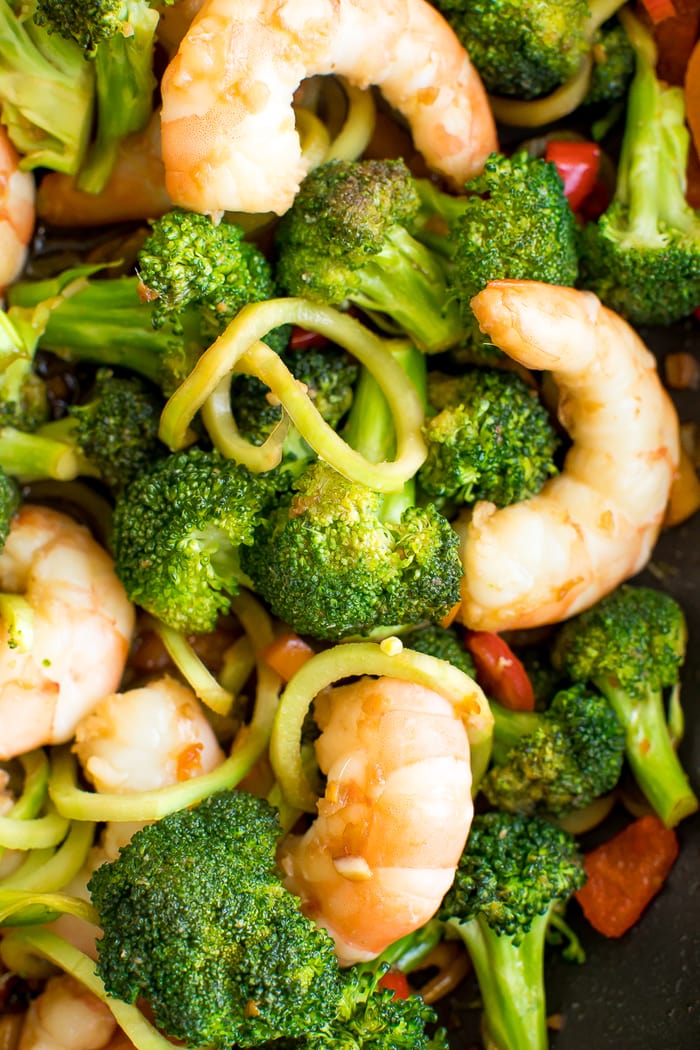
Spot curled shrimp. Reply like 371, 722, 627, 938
0, 125, 35, 291
455, 280, 680, 633
18, 974, 119, 1050
36, 113, 171, 227
0, 506, 135, 760
279, 675, 473, 965
160, 0, 497, 216
73, 674, 225, 793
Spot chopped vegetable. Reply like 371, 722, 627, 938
575, 814, 679, 937
544, 140, 601, 211
465, 630, 536, 711
261, 632, 316, 682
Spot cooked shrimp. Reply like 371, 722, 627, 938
36, 113, 171, 227
160, 0, 497, 216
73, 674, 224, 792
455, 280, 680, 632
0, 125, 35, 291
0, 506, 135, 760
18, 975, 118, 1050
279, 675, 473, 965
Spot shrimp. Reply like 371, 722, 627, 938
455, 280, 680, 633
18, 975, 118, 1050
0, 505, 135, 761
0, 125, 35, 292
73, 674, 224, 793
279, 675, 473, 965
36, 113, 171, 227
160, 0, 497, 216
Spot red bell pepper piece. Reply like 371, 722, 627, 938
464, 630, 535, 711
545, 140, 601, 212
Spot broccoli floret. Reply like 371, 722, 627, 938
242, 346, 463, 641
439, 811, 585, 1050
275, 159, 463, 354
577, 12, 700, 324
431, 0, 590, 99
138, 209, 289, 351
88, 790, 343, 1049
43, 368, 166, 491
417, 367, 560, 509
266, 967, 448, 1050
583, 19, 635, 106
0, 469, 20, 550
8, 269, 209, 397
0, 0, 94, 174
111, 447, 273, 633
34, 0, 164, 193
399, 622, 476, 677
552, 584, 699, 827
481, 682, 625, 817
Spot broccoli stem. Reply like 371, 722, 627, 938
488, 703, 539, 764
449, 912, 550, 1050
0, 595, 34, 660
0, 889, 98, 928
600, 680, 698, 827
0, 425, 95, 482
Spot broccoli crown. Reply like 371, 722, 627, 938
399, 622, 476, 677
0, 469, 20, 549
440, 811, 585, 942
576, 14, 700, 325
34, 0, 139, 50
552, 585, 686, 699
68, 368, 165, 491
137, 209, 286, 347
275, 159, 462, 353
584, 20, 635, 106
432, 0, 590, 99
448, 151, 579, 313
482, 683, 625, 817
88, 790, 342, 1049
267, 969, 448, 1050
577, 203, 700, 325
418, 367, 560, 508
232, 343, 358, 446
241, 461, 463, 641
111, 447, 272, 633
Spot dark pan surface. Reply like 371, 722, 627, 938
442, 318, 700, 1049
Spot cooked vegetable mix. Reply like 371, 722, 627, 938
0, 2, 698, 1049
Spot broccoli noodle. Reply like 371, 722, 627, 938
0, 3, 698, 1050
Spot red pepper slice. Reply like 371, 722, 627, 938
377, 970, 411, 999
638, 0, 676, 25
288, 325, 329, 351
545, 140, 601, 212
464, 630, 535, 711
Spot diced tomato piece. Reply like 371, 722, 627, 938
638, 0, 677, 25
575, 814, 680, 938
288, 326, 329, 351
261, 631, 315, 681
545, 140, 601, 212
464, 630, 535, 711
377, 970, 411, 999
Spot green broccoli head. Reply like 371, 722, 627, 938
88, 791, 343, 1049
439, 811, 585, 1050
482, 683, 625, 818
448, 151, 579, 315
432, 0, 590, 99
241, 461, 463, 641
34, 0, 163, 50
138, 209, 288, 349
418, 367, 560, 508
399, 622, 476, 677
275, 159, 463, 353
0, 469, 20, 549
577, 12, 700, 325
111, 447, 273, 633
552, 585, 698, 827
584, 19, 635, 106
67, 368, 166, 491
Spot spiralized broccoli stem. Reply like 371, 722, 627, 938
0, 751, 70, 852
270, 639, 494, 813
489, 0, 629, 127
295, 76, 376, 169
152, 619, 235, 717
0, 888, 98, 928
47, 591, 282, 823
160, 298, 428, 493
0, 820, 95, 894
0, 928, 174, 1050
